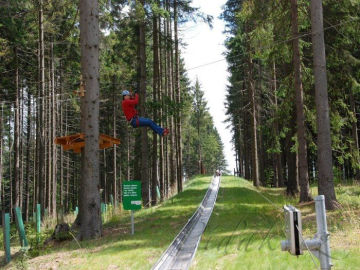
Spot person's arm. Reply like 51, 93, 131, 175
125, 93, 139, 105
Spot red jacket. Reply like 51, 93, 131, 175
122, 94, 139, 121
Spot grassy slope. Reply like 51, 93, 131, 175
2, 176, 212, 270
2, 176, 359, 270
191, 176, 360, 270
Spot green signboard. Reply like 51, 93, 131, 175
122, 181, 142, 210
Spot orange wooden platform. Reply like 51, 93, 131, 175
55, 133, 120, 153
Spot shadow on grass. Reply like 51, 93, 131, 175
8, 177, 213, 263
0, 177, 292, 268
192, 179, 294, 257
196, 178, 355, 265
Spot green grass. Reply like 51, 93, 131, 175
2, 176, 359, 270
191, 176, 360, 270
1, 176, 212, 270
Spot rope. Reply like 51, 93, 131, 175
296, 224, 320, 270
252, 184, 322, 269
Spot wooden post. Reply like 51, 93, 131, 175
14, 207, 28, 247
3, 213, 11, 263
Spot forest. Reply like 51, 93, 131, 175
0, 0, 227, 237
223, 0, 360, 210
1, 0, 360, 268
0, 0, 359, 246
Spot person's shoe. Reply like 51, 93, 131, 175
163, 128, 169, 136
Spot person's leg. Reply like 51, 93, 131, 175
130, 118, 137, 128
137, 117, 164, 135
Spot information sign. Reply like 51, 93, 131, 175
123, 181, 142, 210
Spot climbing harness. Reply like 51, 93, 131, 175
130, 115, 140, 128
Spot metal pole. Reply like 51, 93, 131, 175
131, 210, 134, 235
315, 195, 332, 269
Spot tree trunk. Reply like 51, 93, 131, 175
152, 6, 160, 206
349, 86, 360, 179
112, 76, 117, 206
38, 0, 46, 213
65, 102, 70, 212
247, 50, 259, 187
19, 79, 24, 211
162, 12, 169, 198
286, 118, 299, 196
47, 58, 51, 215
164, 2, 170, 196
174, 0, 183, 192
197, 111, 202, 175
103, 150, 107, 203
291, 0, 312, 202
0, 103, 3, 210
60, 62, 64, 209
236, 119, 243, 177
138, 0, 150, 206
9, 114, 13, 214
166, 0, 177, 193
14, 47, 21, 209
25, 91, 31, 221
242, 81, 251, 180
159, 14, 165, 201
51, 41, 57, 218
272, 62, 284, 187
78, 0, 102, 239
66, 153, 70, 212
257, 64, 265, 185
310, 0, 337, 209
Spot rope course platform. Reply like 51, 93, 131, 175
54, 133, 120, 153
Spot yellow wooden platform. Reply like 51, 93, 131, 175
55, 133, 120, 153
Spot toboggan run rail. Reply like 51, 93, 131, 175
54, 133, 120, 153
152, 176, 221, 270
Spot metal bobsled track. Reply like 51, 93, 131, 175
152, 176, 221, 270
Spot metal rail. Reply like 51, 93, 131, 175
152, 176, 221, 270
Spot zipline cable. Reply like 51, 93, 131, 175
186, 16, 360, 71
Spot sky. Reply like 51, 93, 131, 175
181, 0, 236, 172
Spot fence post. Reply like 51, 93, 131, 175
101, 203, 106, 223
14, 207, 28, 248
3, 213, 11, 263
74, 206, 79, 217
110, 194, 114, 206
36, 204, 41, 242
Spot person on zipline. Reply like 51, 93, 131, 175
122, 90, 169, 136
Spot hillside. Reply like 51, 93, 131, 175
2, 176, 360, 269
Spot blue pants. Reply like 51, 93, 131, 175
130, 117, 164, 135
